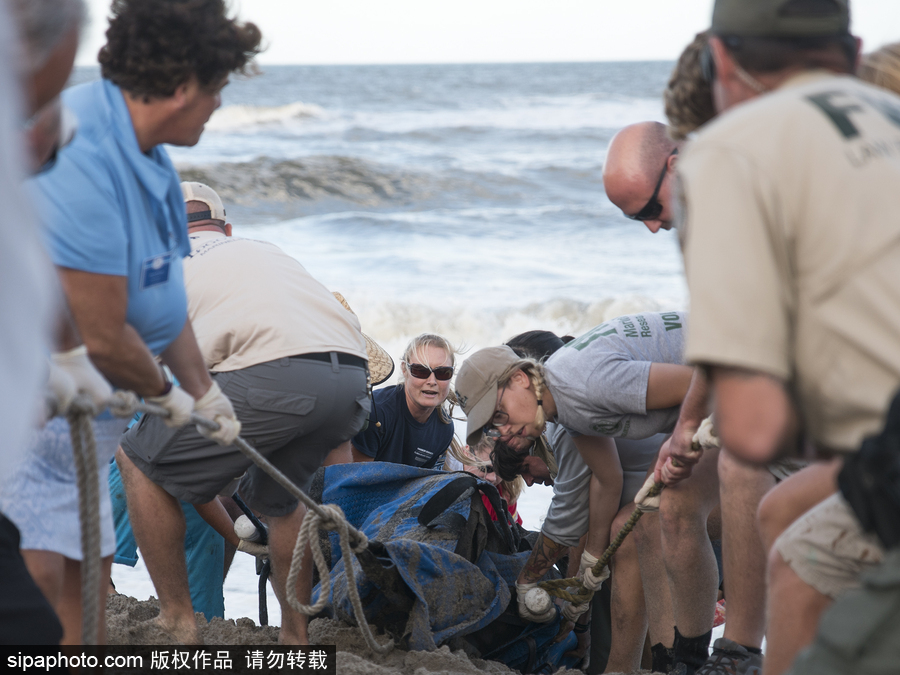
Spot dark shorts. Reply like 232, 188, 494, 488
0, 515, 63, 645
121, 354, 370, 517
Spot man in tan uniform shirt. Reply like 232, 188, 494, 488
118, 183, 372, 645
676, 0, 900, 673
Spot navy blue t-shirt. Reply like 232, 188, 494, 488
352, 384, 453, 469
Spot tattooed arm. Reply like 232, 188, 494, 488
517, 533, 571, 584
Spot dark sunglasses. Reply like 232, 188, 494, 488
625, 147, 678, 222
404, 361, 454, 381
483, 386, 508, 438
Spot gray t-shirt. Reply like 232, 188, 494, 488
544, 312, 687, 439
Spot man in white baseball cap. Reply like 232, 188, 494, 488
116, 182, 384, 644
181, 182, 228, 228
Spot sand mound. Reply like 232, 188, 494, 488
106, 594, 279, 646
106, 594, 647, 674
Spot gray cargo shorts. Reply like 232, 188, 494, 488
121, 353, 370, 517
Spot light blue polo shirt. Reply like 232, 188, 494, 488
34, 79, 191, 356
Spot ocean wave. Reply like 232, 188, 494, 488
205, 102, 325, 131
176, 155, 541, 210
347, 295, 670, 368
177, 155, 431, 207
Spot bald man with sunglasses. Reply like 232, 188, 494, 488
603, 121, 681, 233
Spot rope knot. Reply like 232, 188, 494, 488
67, 393, 99, 417
108, 391, 141, 419
285, 501, 391, 653
315, 504, 348, 531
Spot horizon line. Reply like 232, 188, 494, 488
74, 57, 677, 69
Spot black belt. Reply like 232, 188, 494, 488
292, 351, 367, 369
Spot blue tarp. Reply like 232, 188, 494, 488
313, 463, 531, 651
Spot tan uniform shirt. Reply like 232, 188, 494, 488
679, 71, 900, 452
184, 231, 367, 372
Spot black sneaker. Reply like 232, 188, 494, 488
671, 663, 696, 675
696, 638, 763, 675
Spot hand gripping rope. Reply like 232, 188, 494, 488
61, 391, 393, 652
536, 421, 720, 612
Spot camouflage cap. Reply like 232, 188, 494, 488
712, 0, 850, 37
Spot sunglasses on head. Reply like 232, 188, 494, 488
625, 147, 678, 222
404, 361, 454, 381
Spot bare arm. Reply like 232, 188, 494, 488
54, 304, 82, 352
158, 319, 213, 399
517, 532, 570, 584
710, 366, 798, 464
646, 363, 695, 410
654, 369, 710, 484
350, 443, 374, 463
194, 499, 240, 547
573, 435, 622, 559
58, 268, 166, 396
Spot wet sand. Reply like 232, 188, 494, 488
106, 594, 648, 674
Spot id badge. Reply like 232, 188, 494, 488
140, 252, 171, 289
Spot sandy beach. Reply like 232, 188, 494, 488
106, 593, 651, 675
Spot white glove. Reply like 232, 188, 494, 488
237, 539, 269, 559
147, 384, 194, 428
561, 597, 591, 623
516, 581, 556, 623
193, 381, 241, 445
635, 474, 661, 512
45, 360, 77, 419
693, 416, 721, 449
52, 345, 113, 413
578, 550, 610, 592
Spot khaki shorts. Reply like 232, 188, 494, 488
775, 492, 884, 599
766, 457, 810, 482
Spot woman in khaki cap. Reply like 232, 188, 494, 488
455, 310, 698, 672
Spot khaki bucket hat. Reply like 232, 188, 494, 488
332, 292, 394, 386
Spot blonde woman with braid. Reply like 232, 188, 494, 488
455, 311, 694, 670
351, 333, 458, 469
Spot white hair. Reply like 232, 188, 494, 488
8, 0, 86, 72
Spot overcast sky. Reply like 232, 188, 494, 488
77, 0, 900, 66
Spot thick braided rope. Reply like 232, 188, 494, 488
538, 481, 666, 604
285, 505, 392, 654
67, 396, 102, 645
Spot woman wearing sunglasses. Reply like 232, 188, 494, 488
454, 312, 691, 658
351, 333, 458, 469
458, 437, 524, 526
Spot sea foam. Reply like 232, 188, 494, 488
205, 101, 325, 132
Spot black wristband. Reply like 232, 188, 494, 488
158, 365, 173, 396
573, 621, 591, 634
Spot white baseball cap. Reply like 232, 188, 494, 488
181, 182, 226, 222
